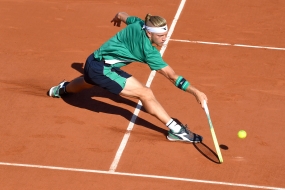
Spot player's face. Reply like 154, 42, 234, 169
149, 32, 167, 47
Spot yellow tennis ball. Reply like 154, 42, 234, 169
238, 130, 247, 139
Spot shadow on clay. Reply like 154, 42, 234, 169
59, 62, 168, 136
193, 142, 221, 164
69, 63, 226, 156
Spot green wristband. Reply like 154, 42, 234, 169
175, 76, 190, 91
175, 76, 183, 86
182, 81, 190, 91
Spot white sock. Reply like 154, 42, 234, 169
166, 119, 182, 133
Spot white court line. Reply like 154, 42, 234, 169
108, 0, 186, 172
0, 162, 284, 190
170, 39, 285, 51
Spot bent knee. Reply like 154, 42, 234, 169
138, 87, 155, 100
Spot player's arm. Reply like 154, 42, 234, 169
157, 65, 208, 108
111, 12, 130, 27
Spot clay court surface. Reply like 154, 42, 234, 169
0, 0, 285, 189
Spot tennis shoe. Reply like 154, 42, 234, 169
167, 124, 203, 143
48, 80, 68, 98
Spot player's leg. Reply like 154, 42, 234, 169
121, 76, 203, 143
48, 76, 94, 98
65, 77, 94, 93
120, 76, 170, 124
48, 53, 98, 98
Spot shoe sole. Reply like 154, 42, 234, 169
167, 136, 202, 143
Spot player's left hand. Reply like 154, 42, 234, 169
111, 13, 122, 27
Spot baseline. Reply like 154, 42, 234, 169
0, 162, 284, 190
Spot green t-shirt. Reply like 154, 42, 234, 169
93, 16, 168, 70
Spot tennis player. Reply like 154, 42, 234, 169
48, 12, 208, 143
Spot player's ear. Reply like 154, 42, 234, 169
146, 30, 152, 38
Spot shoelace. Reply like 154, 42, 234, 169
181, 124, 190, 134
184, 125, 198, 140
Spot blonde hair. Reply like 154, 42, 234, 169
144, 13, 166, 27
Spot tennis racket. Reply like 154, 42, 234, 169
203, 100, 223, 163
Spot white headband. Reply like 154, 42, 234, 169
142, 25, 168, 33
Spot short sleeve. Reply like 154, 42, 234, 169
145, 47, 168, 70
126, 16, 144, 25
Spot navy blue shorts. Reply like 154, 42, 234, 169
84, 53, 132, 94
